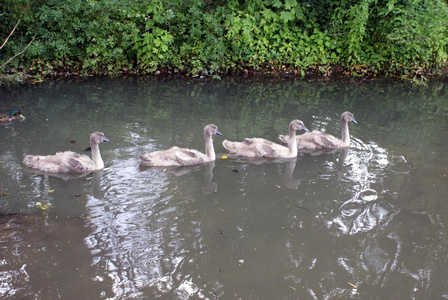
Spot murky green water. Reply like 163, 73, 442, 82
1, 77, 448, 299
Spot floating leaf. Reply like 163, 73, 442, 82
221, 155, 228, 159
42, 204, 51, 210
48, 189, 55, 193
35, 201, 52, 211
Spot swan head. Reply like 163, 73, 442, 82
290, 120, 309, 132
9, 109, 25, 119
90, 132, 110, 144
342, 111, 357, 124
204, 124, 222, 137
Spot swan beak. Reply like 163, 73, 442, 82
302, 126, 310, 132
216, 130, 223, 136
103, 136, 110, 142
351, 118, 358, 125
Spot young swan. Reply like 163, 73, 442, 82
279, 111, 357, 150
23, 132, 110, 173
140, 124, 222, 167
0, 109, 25, 123
222, 120, 309, 159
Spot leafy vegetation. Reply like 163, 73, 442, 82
1, 0, 447, 80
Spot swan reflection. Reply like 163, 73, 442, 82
221, 155, 305, 190
140, 161, 218, 194
24, 168, 108, 199
25, 168, 94, 181
283, 158, 302, 189
91, 169, 109, 200
202, 162, 218, 194
299, 147, 351, 179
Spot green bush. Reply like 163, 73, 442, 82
1, 0, 447, 78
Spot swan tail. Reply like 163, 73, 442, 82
222, 140, 240, 154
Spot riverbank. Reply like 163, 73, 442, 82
2, 64, 447, 88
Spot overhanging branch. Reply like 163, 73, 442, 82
0, 34, 36, 70
0, 19, 21, 50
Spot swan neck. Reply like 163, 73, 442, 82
90, 140, 104, 169
341, 119, 350, 145
288, 126, 298, 157
204, 133, 215, 160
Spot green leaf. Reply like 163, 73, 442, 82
280, 11, 293, 22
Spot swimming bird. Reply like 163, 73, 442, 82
140, 124, 222, 167
23, 132, 110, 173
0, 109, 25, 123
222, 120, 309, 159
279, 111, 357, 151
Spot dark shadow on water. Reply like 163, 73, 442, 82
0, 213, 112, 299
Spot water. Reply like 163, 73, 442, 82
1, 77, 448, 299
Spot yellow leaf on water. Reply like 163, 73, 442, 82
48, 189, 55, 193
35, 201, 52, 211
221, 155, 228, 159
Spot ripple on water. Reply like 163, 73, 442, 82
326, 138, 410, 236
85, 128, 412, 298
85, 145, 177, 298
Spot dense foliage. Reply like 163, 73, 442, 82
1, 0, 448, 79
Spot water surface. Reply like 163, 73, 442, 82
1, 77, 448, 299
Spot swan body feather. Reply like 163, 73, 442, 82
222, 119, 308, 159
140, 124, 222, 167
279, 111, 357, 151
23, 132, 109, 173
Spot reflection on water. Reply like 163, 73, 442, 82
140, 161, 218, 194
1, 77, 448, 299
0, 213, 106, 299
283, 158, 301, 189
83, 131, 410, 299
327, 142, 405, 236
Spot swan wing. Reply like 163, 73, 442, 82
174, 149, 205, 165
295, 131, 339, 150
223, 138, 287, 158
23, 151, 94, 173
140, 147, 206, 166
278, 134, 289, 145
